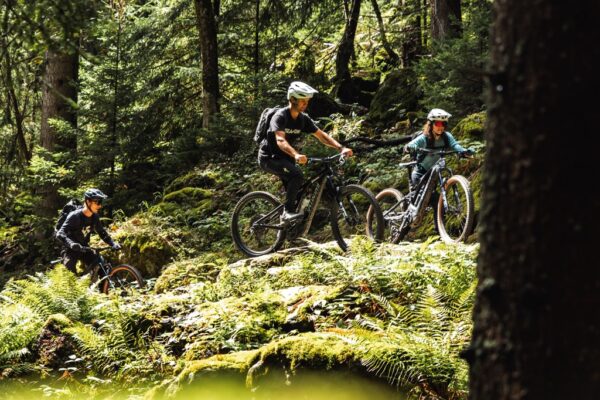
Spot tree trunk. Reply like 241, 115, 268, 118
370, 0, 399, 65
193, 0, 220, 129
447, 0, 461, 37
1, 4, 30, 164
254, 0, 260, 97
467, 1, 600, 398
39, 49, 79, 217
430, 0, 450, 40
430, 0, 461, 41
335, 0, 361, 83
400, 0, 422, 67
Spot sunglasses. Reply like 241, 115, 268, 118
90, 199, 103, 205
433, 121, 447, 128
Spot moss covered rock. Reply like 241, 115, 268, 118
452, 111, 486, 140
246, 332, 362, 389
154, 254, 225, 294
164, 171, 217, 194
367, 69, 421, 126
163, 187, 213, 204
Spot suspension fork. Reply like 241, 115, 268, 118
327, 175, 354, 222
437, 167, 455, 213
437, 170, 449, 212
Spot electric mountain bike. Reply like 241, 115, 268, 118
367, 149, 475, 244
231, 154, 385, 257
51, 247, 145, 296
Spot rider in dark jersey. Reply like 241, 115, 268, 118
258, 81, 353, 221
56, 188, 121, 274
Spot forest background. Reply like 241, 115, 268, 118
0, 0, 490, 271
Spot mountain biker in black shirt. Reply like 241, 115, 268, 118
55, 188, 121, 274
258, 81, 353, 222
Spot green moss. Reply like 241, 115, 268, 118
44, 313, 74, 330
255, 332, 360, 372
154, 255, 224, 294
163, 187, 213, 204
452, 111, 486, 140
165, 171, 217, 194
179, 350, 257, 378
116, 232, 177, 277
368, 69, 421, 125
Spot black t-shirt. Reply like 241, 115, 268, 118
56, 209, 114, 249
258, 107, 319, 161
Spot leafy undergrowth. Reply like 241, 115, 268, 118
0, 238, 477, 400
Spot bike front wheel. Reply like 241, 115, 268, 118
231, 191, 285, 257
368, 188, 408, 244
102, 264, 145, 296
436, 175, 474, 243
330, 184, 384, 251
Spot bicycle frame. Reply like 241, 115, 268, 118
250, 155, 344, 237
386, 151, 457, 231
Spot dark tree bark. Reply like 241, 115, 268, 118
40, 50, 78, 152
39, 49, 79, 217
193, 0, 220, 129
447, 0, 461, 37
254, 0, 259, 80
1, 18, 30, 163
370, 0, 399, 65
400, 0, 422, 67
430, 0, 461, 40
467, 1, 600, 399
335, 0, 361, 83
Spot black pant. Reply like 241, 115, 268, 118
259, 156, 304, 212
61, 248, 101, 276
411, 166, 439, 208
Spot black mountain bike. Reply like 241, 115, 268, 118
51, 247, 145, 295
367, 149, 475, 244
231, 154, 385, 257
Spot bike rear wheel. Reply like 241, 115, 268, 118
102, 264, 145, 296
436, 175, 474, 243
368, 188, 408, 244
231, 191, 285, 257
330, 184, 384, 251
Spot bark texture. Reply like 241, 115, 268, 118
430, 0, 460, 41
468, 1, 600, 398
194, 0, 220, 129
335, 0, 361, 83
39, 49, 79, 217
400, 0, 422, 67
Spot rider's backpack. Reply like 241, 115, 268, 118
253, 106, 283, 145
54, 199, 83, 234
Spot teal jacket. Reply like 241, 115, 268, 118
405, 132, 467, 171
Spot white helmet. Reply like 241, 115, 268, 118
287, 81, 318, 100
427, 108, 452, 122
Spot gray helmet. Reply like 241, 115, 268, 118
427, 108, 452, 122
287, 81, 318, 100
84, 188, 108, 202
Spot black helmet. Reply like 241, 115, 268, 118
84, 188, 108, 202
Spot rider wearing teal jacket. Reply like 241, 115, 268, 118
404, 108, 472, 186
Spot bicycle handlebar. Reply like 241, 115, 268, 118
86, 246, 116, 253
415, 148, 462, 155
307, 153, 346, 164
